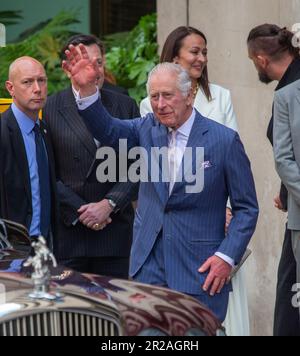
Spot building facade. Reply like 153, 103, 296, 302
157, 0, 300, 336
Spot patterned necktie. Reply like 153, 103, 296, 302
33, 124, 51, 238
168, 130, 178, 195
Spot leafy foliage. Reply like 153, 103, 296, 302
0, 11, 79, 97
0, 10, 23, 26
0, 11, 159, 103
104, 13, 159, 103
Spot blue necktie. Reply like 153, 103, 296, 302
33, 124, 51, 238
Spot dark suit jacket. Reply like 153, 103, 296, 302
0, 108, 58, 248
43, 87, 140, 260
103, 81, 129, 96
267, 57, 300, 210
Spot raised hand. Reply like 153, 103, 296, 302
62, 43, 101, 97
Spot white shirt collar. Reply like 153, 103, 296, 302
168, 108, 196, 137
72, 85, 80, 99
72, 85, 100, 100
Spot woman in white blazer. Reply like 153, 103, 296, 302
140, 26, 249, 336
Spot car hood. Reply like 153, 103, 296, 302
0, 266, 222, 336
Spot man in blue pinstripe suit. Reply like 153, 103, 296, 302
64, 45, 259, 322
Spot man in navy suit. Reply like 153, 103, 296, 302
63, 45, 259, 322
0, 57, 58, 250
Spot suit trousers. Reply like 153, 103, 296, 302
292, 230, 300, 319
58, 256, 129, 279
133, 232, 229, 322
274, 227, 300, 336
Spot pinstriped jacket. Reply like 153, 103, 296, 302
43, 87, 140, 259
80, 101, 259, 295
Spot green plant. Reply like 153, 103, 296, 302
0, 10, 23, 26
104, 13, 159, 103
0, 11, 79, 98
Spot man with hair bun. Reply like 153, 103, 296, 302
247, 23, 300, 336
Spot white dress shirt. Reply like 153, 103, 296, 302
74, 86, 99, 110
168, 110, 195, 194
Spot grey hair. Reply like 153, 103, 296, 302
146, 62, 192, 97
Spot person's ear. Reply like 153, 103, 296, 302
256, 55, 269, 69
186, 88, 193, 106
5, 81, 14, 97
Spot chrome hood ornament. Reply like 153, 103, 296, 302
24, 237, 61, 300
0, 219, 12, 251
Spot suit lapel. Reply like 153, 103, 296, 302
151, 123, 169, 204
40, 120, 58, 233
58, 88, 97, 157
171, 111, 209, 195
6, 110, 31, 202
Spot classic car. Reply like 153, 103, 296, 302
0, 218, 225, 336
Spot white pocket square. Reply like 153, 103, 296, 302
202, 161, 212, 169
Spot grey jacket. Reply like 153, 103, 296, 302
274, 79, 300, 230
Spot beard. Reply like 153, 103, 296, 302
258, 70, 273, 84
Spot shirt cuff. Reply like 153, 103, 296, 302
76, 88, 99, 110
215, 252, 235, 267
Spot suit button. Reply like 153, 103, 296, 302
74, 156, 80, 162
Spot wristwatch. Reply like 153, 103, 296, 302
107, 198, 119, 213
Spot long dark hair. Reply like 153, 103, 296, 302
160, 26, 212, 101
247, 24, 299, 60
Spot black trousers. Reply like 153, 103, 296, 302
58, 256, 129, 279
274, 226, 300, 336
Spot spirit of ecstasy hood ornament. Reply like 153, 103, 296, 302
0, 219, 12, 251
24, 237, 61, 300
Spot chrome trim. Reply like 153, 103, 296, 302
0, 311, 120, 336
